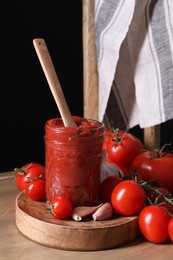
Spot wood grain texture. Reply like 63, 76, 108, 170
83, 0, 98, 120
15, 192, 139, 251
144, 125, 160, 150
2, 171, 173, 259
82, 0, 160, 149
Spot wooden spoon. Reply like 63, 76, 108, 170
33, 38, 77, 128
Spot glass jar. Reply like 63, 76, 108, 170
44, 116, 104, 206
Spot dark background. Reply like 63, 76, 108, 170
0, 1, 173, 172
0, 1, 83, 172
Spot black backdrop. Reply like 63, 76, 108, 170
1, 1, 173, 172
0, 1, 83, 172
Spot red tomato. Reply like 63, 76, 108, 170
139, 205, 171, 243
168, 218, 173, 242
99, 175, 122, 203
48, 196, 73, 220
111, 180, 146, 216
107, 130, 144, 175
15, 162, 45, 191
103, 154, 128, 176
25, 179, 45, 201
131, 151, 173, 194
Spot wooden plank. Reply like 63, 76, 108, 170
16, 192, 139, 251
82, 0, 98, 120
82, 0, 160, 150
2, 171, 173, 259
144, 125, 160, 150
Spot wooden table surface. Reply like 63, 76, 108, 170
1, 171, 173, 260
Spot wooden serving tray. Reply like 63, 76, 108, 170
15, 192, 140, 251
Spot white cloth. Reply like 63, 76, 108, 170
95, 0, 173, 129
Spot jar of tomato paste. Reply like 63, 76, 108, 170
44, 116, 104, 206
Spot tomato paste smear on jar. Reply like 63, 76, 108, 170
44, 116, 104, 207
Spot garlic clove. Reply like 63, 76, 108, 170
71, 203, 103, 221
92, 202, 113, 221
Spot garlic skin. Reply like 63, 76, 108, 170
71, 203, 103, 221
92, 202, 113, 221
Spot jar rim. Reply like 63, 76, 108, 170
44, 117, 104, 144
45, 117, 104, 133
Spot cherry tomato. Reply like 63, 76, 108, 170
168, 218, 173, 242
107, 129, 144, 175
130, 150, 173, 194
111, 180, 146, 216
99, 175, 122, 203
15, 162, 45, 191
25, 179, 45, 201
48, 196, 73, 220
104, 156, 131, 175
139, 205, 171, 243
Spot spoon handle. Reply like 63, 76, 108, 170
33, 38, 77, 128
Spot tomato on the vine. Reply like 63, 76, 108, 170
130, 150, 173, 194
15, 162, 45, 191
144, 185, 173, 215
107, 129, 144, 175
139, 205, 171, 243
25, 179, 45, 201
99, 175, 122, 203
145, 185, 171, 205
111, 180, 146, 216
48, 196, 73, 220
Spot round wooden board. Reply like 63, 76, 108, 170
15, 192, 140, 251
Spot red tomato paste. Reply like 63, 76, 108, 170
44, 116, 104, 206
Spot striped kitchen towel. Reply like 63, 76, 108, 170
95, 0, 173, 130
